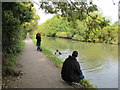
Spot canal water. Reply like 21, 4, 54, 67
41, 37, 118, 88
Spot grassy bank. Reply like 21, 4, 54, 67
4, 40, 25, 68
32, 38, 63, 67
3, 40, 25, 88
3, 39, 25, 78
32, 38, 96, 88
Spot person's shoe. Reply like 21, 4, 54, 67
72, 82, 81, 85
72, 82, 83, 88
40, 48, 42, 51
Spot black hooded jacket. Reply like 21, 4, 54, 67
36, 33, 41, 42
61, 55, 83, 82
36, 33, 41, 45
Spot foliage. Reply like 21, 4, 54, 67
73, 34, 84, 41
4, 40, 25, 68
28, 11, 40, 36
3, 2, 31, 54
56, 32, 68, 38
2, 2, 39, 54
36, 14, 118, 44
35, 1, 118, 44
2, 2, 33, 23
3, 11, 21, 54
40, 0, 98, 22
37, 15, 73, 37
80, 79, 96, 88
5, 54, 18, 68
2, 2, 39, 68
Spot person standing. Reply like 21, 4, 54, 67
61, 51, 84, 85
36, 32, 41, 51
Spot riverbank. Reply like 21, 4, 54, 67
32, 38, 96, 88
46, 36, 118, 45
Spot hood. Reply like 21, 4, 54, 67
68, 55, 76, 60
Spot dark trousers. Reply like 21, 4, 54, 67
80, 74, 84, 80
37, 41, 41, 50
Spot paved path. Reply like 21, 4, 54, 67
12, 37, 72, 88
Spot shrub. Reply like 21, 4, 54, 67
72, 34, 84, 41
56, 32, 68, 38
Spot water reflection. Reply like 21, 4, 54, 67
42, 37, 118, 88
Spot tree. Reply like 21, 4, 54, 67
2, 2, 36, 54
39, 0, 98, 22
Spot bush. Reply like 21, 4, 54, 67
72, 34, 84, 41
67, 32, 73, 38
56, 32, 68, 38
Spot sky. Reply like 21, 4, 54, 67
33, 0, 119, 25
93, 0, 118, 24
33, 0, 55, 24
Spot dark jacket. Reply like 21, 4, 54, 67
61, 55, 83, 83
36, 33, 41, 43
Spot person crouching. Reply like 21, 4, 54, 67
61, 51, 84, 85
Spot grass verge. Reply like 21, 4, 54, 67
3, 40, 25, 88
5, 40, 25, 68
32, 38, 63, 67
